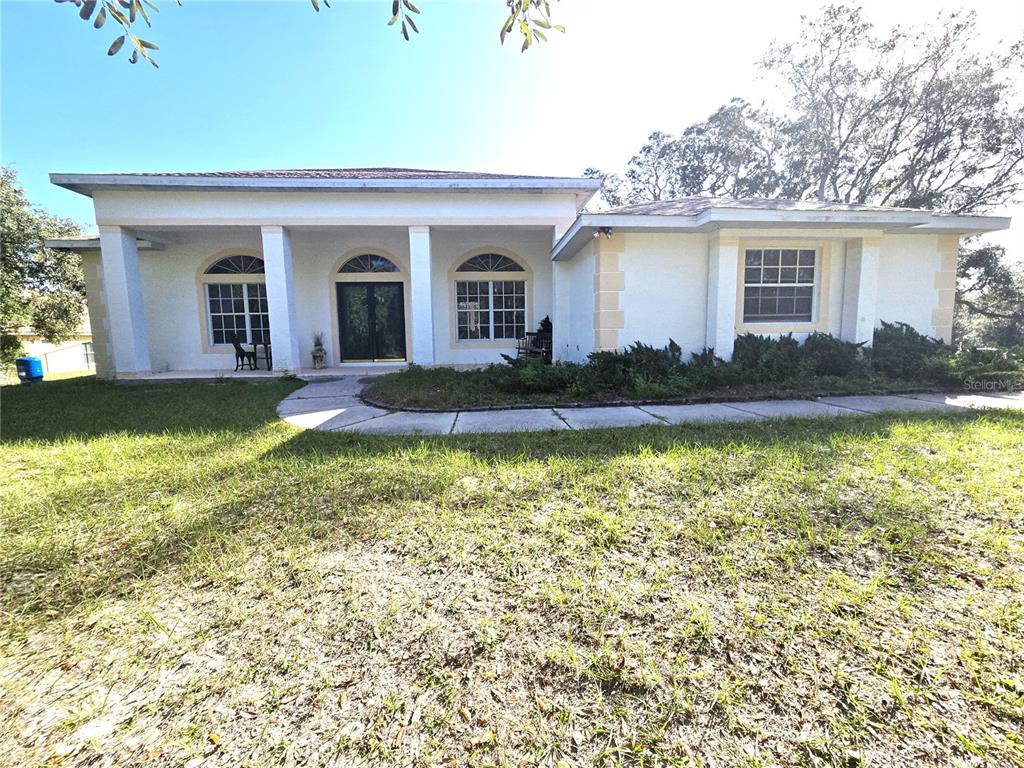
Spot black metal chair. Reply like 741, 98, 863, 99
232, 335, 257, 371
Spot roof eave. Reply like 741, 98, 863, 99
44, 236, 165, 251
550, 210, 1013, 260
908, 215, 1012, 234
49, 173, 602, 204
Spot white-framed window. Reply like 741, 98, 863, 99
455, 280, 526, 340
203, 255, 270, 346
742, 248, 816, 323
454, 254, 527, 341
206, 283, 270, 345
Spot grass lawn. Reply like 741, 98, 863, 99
2, 378, 1023, 767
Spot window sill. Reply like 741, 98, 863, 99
452, 340, 519, 350
736, 319, 826, 334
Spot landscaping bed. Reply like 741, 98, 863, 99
366, 323, 1024, 411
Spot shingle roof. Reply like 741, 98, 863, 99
604, 196, 930, 216
101, 167, 569, 181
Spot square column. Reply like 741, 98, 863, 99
261, 225, 301, 371
593, 232, 626, 352
932, 235, 959, 343
98, 225, 151, 375
408, 226, 435, 365
840, 236, 881, 346
706, 232, 739, 360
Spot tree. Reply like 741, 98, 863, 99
56, 0, 564, 68
0, 168, 84, 366
673, 100, 787, 200
589, 6, 1024, 213
955, 243, 1024, 347
761, 6, 1024, 212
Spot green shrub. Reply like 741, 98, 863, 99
800, 332, 863, 376
871, 321, 948, 379
731, 333, 802, 381
581, 351, 633, 393
949, 345, 1024, 386
514, 361, 579, 394
622, 339, 684, 379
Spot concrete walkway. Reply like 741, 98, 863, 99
276, 378, 1024, 435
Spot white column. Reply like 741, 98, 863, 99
408, 225, 435, 365
551, 224, 571, 363
840, 236, 881, 346
98, 225, 151, 375
705, 232, 739, 360
261, 225, 301, 371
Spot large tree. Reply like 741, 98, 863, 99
56, 0, 564, 67
591, 7, 1024, 212
0, 168, 84, 366
955, 243, 1024, 347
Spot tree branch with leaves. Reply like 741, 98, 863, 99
57, 0, 564, 67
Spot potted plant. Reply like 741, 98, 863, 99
312, 332, 326, 369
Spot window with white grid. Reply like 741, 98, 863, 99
206, 283, 270, 345
742, 248, 816, 323
455, 280, 526, 340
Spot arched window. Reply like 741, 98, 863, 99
202, 255, 270, 347
339, 254, 400, 273
205, 254, 266, 275
453, 253, 527, 341
456, 253, 524, 273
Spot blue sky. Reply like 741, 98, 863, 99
2, 0, 1022, 257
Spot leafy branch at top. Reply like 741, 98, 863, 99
501, 1, 565, 52
56, 0, 564, 68
56, 0, 179, 68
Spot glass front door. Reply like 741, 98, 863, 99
337, 282, 407, 362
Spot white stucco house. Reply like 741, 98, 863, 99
46, 168, 1010, 378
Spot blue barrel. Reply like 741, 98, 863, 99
15, 356, 44, 383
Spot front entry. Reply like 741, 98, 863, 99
336, 282, 407, 362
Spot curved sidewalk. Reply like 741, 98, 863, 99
276, 378, 1024, 435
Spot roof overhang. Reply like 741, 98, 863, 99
50, 173, 602, 211
44, 236, 165, 251
551, 210, 1012, 261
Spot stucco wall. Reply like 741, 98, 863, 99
555, 241, 596, 364
619, 233, 709, 356
92, 190, 581, 228
429, 228, 554, 366
876, 233, 944, 338
563, 229, 946, 361
81, 250, 114, 377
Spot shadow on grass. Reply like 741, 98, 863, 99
3, 377, 1021, 630
1, 377, 302, 442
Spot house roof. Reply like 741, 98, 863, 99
551, 196, 1012, 261
79, 167, 572, 181
48, 167, 602, 209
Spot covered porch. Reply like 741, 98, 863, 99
46, 170, 593, 380
52, 222, 564, 379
